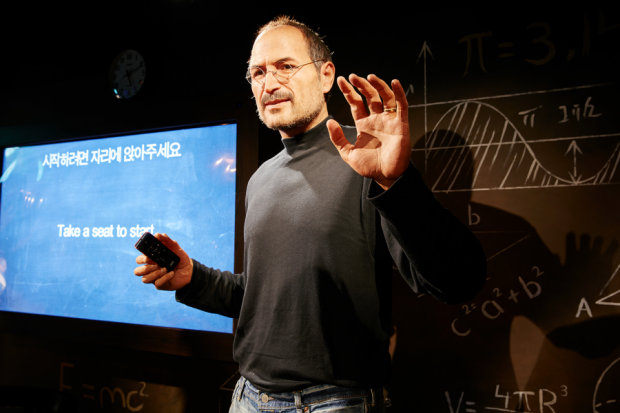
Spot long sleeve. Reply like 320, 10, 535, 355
175, 259, 245, 318
367, 161, 487, 304
172, 118, 486, 391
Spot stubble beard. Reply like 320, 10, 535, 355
257, 79, 324, 132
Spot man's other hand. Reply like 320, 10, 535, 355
134, 233, 193, 291
327, 74, 411, 190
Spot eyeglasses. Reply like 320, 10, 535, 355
246, 59, 325, 85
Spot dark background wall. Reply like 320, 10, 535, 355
1, 2, 619, 412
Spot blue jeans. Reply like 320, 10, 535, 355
229, 376, 385, 413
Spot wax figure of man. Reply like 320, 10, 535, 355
134, 16, 486, 413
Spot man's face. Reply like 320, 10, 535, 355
249, 26, 325, 132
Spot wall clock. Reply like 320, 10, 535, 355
109, 50, 146, 99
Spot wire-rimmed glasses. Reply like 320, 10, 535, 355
246, 59, 325, 85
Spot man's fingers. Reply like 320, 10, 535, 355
154, 270, 175, 290
140, 266, 168, 283
154, 233, 172, 247
391, 79, 409, 123
155, 232, 182, 253
337, 76, 368, 121
134, 263, 161, 276
136, 254, 155, 265
367, 74, 396, 111
349, 74, 383, 114
327, 119, 353, 163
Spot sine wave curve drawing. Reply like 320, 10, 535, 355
419, 100, 620, 193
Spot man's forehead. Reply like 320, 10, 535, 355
250, 26, 310, 66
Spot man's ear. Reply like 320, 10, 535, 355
321, 61, 336, 94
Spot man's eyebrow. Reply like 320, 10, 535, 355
275, 57, 298, 63
249, 57, 299, 67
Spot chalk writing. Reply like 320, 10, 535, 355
518, 106, 541, 128
594, 357, 620, 412
60, 362, 149, 412
451, 266, 544, 336
446, 391, 477, 413
576, 297, 593, 318
101, 382, 148, 411
468, 204, 481, 226
559, 97, 602, 123
524, 23, 555, 66
508, 289, 519, 303
446, 385, 567, 413
458, 32, 492, 77
456, 10, 618, 77
595, 288, 620, 307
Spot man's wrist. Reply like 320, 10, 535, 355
374, 163, 411, 190
374, 178, 396, 191
176, 258, 197, 300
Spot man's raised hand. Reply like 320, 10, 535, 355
327, 74, 411, 190
134, 233, 193, 291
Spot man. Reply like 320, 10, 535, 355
135, 16, 486, 412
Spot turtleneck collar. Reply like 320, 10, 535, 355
281, 115, 334, 157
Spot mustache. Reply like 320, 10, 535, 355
261, 90, 293, 105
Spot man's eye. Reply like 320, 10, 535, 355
251, 68, 265, 78
280, 64, 295, 72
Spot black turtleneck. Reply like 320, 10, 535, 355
176, 116, 486, 392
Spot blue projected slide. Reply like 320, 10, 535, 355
0, 124, 236, 333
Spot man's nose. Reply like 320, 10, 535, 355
263, 71, 281, 93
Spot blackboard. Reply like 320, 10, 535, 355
351, 7, 620, 413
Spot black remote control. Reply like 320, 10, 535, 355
134, 232, 180, 272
